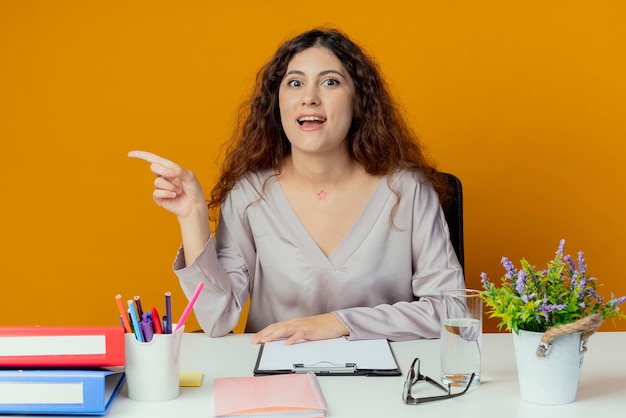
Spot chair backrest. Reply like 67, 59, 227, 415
437, 172, 464, 274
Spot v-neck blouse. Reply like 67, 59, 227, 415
269, 171, 391, 269
174, 168, 464, 341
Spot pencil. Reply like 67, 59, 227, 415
115, 295, 132, 333
127, 299, 144, 342
134, 296, 144, 319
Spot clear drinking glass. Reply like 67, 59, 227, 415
440, 289, 482, 387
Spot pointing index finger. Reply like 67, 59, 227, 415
128, 150, 172, 165
128, 150, 182, 179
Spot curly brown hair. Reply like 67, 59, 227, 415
208, 27, 447, 222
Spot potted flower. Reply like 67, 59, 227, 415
479, 239, 625, 405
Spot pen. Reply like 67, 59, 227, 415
127, 299, 144, 342
163, 315, 169, 336
127, 312, 135, 333
115, 295, 132, 333
141, 313, 154, 342
174, 282, 205, 332
165, 292, 172, 334
151, 307, 163, 334
134, 296, 144, 319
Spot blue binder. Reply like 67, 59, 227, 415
0, 368, 125, 415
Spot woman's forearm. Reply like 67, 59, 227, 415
178, 203, 211, 266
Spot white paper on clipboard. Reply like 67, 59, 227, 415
255, 337, 399, 373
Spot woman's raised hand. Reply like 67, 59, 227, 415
128, 150, 206, 220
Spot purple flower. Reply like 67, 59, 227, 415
501, 257, 516, 278
613, 296, 626, 306
539, 303, 567, 316
537, 295, 567, 316
556, 239, 565, 256
606, 296, 626, 312
516, 269, 527, 294
585, 287, 603, 302
577, 251, 587, 276
564, 254, 576, 271
480, 272, 490, 288
576, 273, 587, 295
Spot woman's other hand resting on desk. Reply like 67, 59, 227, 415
251, 313, 349, 345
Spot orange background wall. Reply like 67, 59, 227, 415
1, 1, 625, 333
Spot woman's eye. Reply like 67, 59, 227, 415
322, 79, 340, 86
287, 80, 302, 87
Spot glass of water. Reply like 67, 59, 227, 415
440, 289, 482, 387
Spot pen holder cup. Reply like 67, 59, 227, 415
124, 325, 184, 402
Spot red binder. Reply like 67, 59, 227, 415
0, 326, 125, 367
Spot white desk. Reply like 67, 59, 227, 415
10, 332, 626, 417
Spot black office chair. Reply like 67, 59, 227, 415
437, 172, 464, 274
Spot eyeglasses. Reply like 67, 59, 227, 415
402, 357, 475, 405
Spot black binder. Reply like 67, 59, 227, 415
253, 337, 401, 376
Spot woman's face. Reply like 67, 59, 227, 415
278, 46, 355, 157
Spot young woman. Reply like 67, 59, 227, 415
129, 28, 464, 344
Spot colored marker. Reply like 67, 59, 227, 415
164, 292, 172, 334
140, 313, 154, 342
115, 295, 132, 333
151, 307, 163, 334
127, 299, 144, 342
174, 282, 205, 332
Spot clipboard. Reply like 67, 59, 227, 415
253, 337, 401, 376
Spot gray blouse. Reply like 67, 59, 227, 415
174, 168, 464, 341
